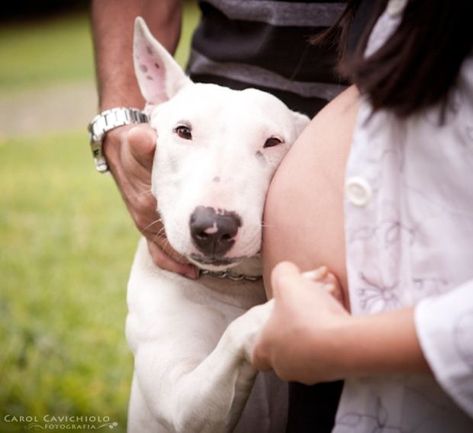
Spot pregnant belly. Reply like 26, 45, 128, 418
262, 86, 359, 307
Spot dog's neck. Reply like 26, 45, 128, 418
199, 255, 262, 281
197, 255, 266, 308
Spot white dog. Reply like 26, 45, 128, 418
126, 18, 310, 433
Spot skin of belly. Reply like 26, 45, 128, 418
262, 86, 359, 306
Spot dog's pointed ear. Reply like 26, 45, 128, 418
133, 17, 191, 105
292, 111, 310, 136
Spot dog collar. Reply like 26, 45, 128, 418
199, 269, 262, 282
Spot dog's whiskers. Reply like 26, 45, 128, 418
143, 218, 164, 232
154, 226, 167, 240
137, 189, 155, 199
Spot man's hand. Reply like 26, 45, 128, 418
103, 124, 198, 279
252, 261, 350, 384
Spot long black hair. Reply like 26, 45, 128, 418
328, 0, 473, 117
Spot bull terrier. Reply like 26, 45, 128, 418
126, 17, 309, 433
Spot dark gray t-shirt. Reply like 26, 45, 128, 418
187, 0, 349, 117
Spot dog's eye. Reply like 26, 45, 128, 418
174, 125, 192, 140
263, 137, 283, 148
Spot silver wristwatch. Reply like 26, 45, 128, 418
88, 107, 149, 173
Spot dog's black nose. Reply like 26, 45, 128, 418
190, 206, 241, 256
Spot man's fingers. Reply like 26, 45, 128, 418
102, 122, 200, 282
147, 241, 198, 279
127, 124, 156, 170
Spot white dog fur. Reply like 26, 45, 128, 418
126, 17, 310, 433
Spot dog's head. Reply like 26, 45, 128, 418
134, 17, 309, 271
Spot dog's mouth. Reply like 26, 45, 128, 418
189, 254, 242, 269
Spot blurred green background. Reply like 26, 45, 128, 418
0, 3, 199, 432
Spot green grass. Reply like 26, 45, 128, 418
0, 2, 199, 93
0, 132, 139, 432
0, 14, 95, 92
176, 1, 200, 67
0, 4, 200, 431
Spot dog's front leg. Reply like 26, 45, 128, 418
134, 301, 273, 433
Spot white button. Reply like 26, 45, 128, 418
387, 0, 407, 17
345, 176, 372, 207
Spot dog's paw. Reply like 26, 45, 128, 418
226, 300, 274, 362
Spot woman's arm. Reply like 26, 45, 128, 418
252, 262, 430, 384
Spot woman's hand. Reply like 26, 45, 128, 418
253, 261, 431, 382
103, 124, 198, 279
252, 261, 350, 384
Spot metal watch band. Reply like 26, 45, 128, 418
88, 107, 149, 173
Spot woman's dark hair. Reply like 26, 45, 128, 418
325, 0, 473, 117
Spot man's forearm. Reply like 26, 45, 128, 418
91, 0, 182, 110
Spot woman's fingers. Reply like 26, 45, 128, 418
301, 266, 328, 282
270, 261, 301, 299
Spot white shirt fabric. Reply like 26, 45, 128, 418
333, 3, 473, 432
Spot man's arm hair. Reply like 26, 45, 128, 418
91, 0, 182, 110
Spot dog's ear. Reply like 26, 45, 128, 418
133, 17, 191, 105
292, 111, 310, 136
